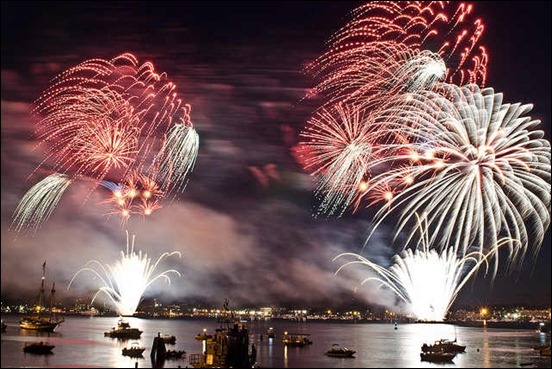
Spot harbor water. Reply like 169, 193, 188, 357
1, 315, 550, 368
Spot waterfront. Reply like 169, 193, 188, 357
1, 315, 550, 368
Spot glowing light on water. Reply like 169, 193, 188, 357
68, 232, 181, 316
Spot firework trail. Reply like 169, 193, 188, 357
13, 53, 199, 231
309, 1, 488, 108
361, 84, 551, 268
334, 217, 511, 321
12, 174, 73, 232
68, 231, 181, 316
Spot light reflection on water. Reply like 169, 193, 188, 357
1, 315, 550, 368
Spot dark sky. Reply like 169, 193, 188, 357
1, 1, 550, 310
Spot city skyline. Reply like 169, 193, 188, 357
1, 1, 550, 314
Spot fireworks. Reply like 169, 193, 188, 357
363, 84, 551, 267
334, 218, 510, 321
297, 2, 489, 216
11, 174, 73, 232
295, 2, 550, 317
309, 1, 488, 108
68, 232, 181, 316
14, 53, 199, 231
299, 104, 376, 216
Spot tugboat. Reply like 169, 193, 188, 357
188, 299, 256, 368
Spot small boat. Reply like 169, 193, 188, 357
1, 320, 6, 332
195, 329, 213, 340
420, 351, 456, 363
165, 349, 186, 359
282, 332, 312, 347
122, 342, 146, 357
267, 327, 275, 339
161, 334, 176, 344
422, 338, 466, 353
23, 341, 55, 354
325, 344, 356, 358
104, 319, 142, 339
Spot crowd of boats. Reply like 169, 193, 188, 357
5, 313, 552, 366
4, 264, 550, 366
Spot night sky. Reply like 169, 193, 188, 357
1, 1, 550, 310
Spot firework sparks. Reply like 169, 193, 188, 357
11, 173, 73, 233
13, 53, 199, 230
362, 84, 551, 267
309, 1, 488, 108
299, 104, 376, 216
68, 232, 181, 316
296, 2, 488, 216
334, 217, 510, 321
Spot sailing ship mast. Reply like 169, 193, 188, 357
19, 260, 64, 331
36, 260, 46, 315
49, 282, 56, 321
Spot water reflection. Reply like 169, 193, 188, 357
1, 316, 550, 368
19, 329, 62, 338
482, 328, 490, 368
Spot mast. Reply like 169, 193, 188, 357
50, 282, 56, 322
37, 260, 46, 315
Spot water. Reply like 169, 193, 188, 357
1, 315, 550, 368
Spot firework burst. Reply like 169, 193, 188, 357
362, 84, 551, 267
334, 217, 511, 321
68, 231, 182, 316
14, 53, 199, 231
309, 1, 488, 108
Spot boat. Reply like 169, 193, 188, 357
104, 318, 142, 339
421, 338, 466, 353
325, 344, 356, 358
165, 349, 186, 359
194, 328, 213, 340
282, 332, 313, 347
161, 334, 177, 344
267, 327, 275, 339
122, 342, 146, 357
23, 341, 55, 354
1, 320, 6, 332
188, 299, 255, 368
80, 307, 100, 316
420, 351, 457, 363
20, 261, 64, 332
